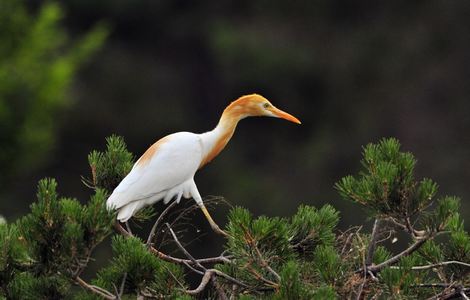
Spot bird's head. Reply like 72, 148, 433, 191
226, 94, 301, 124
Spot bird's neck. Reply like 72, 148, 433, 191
198, 105, 245, 168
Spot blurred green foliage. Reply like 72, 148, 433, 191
0, 0, 107, 182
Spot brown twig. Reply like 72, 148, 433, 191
75, 276, 116, 300
185, 270, 214, 295
366, 219, 381, 266
166, 223, 206, 271
165, 223, 250, 295
211, 274, 229, 300
367, 238, 428, 273
114, 221, 231, 266
146, 200, 179, 247
390, 260, 470, 271
416, 283, 470, 300
355, 231, 367, 300
386, 217, 425, 239
253, 243, 281, 282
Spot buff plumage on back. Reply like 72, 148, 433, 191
106, 132, 203, 221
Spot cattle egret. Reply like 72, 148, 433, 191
106, 94, 301, 236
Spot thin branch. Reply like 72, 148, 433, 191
161, 264, 187, 290
355, 231, 367, 300
211, 275, 229, 300
366, 219, 381, 266
420, 283, 470, 300
146, 200, 179, 247
210, 269, 250, 289
118, 273, 127, 298
151, 246, 232, 265
246, 266, 279, 288
339, 226, 362, 255
385, 217, 425, 239
376, 229, 393, 244
185, 270, 214, 295
75, 276, 116, 300
390, 260, 470, 271
115, 221, 231, 266
125, 222, 133, 235
367, 237, 428, 273
253, 243, 281, 282
166, 223, 206, 271
413, 283, 453, 288
183, 261, 205, 275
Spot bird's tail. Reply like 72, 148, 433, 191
116, 201, 142, 222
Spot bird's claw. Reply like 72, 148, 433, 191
211, 224, 229, 237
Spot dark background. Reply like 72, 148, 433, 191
3, 0, 470, 281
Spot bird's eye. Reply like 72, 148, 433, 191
263, 103, 270, 109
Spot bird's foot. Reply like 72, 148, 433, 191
211, 223, 229, 237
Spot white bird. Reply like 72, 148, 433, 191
106, 94, 301, 235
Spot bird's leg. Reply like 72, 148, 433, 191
198, 203, 228, 237
189, 180, 228, 237
125, 221, 133, 235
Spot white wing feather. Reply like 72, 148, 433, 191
106, 132, 203, 211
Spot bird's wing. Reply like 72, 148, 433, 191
106, 132, 203, 210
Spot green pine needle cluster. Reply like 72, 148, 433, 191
0, 179, 114, 299
216, 205, 339, 298
76, 236, 187, 299
87, 135, 134, 192
335, 138, 438, 218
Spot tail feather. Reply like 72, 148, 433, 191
116, 201, 142, 222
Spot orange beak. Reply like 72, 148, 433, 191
270, 106, 301, 124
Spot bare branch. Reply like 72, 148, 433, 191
211, 275, 229, 300
366, 219, 381, 266
166, 223, 206, 271
210, 269, 250, 289
390, 260, 470, 271
253, 243, 281, 282
355, 232, 367, 300
118, 273, 127, 298
385, 217, 426, 239
75, 276, 116, 300
150, 246, 232, 265
367, 238, 428, 273
146, 200, 179, 247
185, 270, 214, 295
115, 221, 231, 266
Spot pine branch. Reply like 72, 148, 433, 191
415, 283, 470, 300
390, 260, 470, 271
146, 200, 178, 247
185, 270, 214, 295
386, 217, 426, 239
253, 242, 281, 282
366, 219, 381, 266
114, 221, 231, 265
166, 223, 206, 272
165, 223, 249, 295
75, 276, 116, 300
367, 237, 428, 273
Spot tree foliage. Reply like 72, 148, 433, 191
0, 0, 107, 180
1, 137, 469, 299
